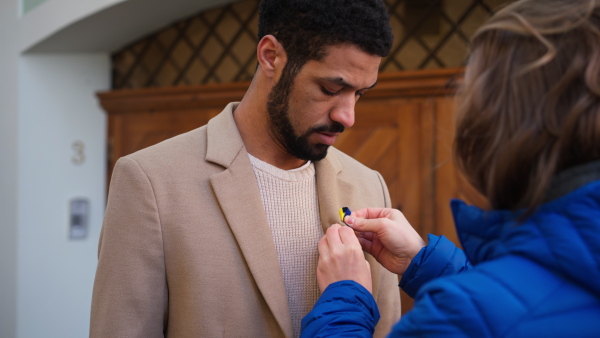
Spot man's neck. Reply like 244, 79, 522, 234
234, 84, 307, 170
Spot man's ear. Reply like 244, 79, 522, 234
256, 35, 287, 79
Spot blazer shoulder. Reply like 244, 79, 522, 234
108, 126, 224, 216
111, 126, 215, 183
127, 126, 207, 163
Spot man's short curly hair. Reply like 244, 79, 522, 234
258, 0, 393, 76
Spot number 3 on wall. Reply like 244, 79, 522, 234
72, 140, 85, 165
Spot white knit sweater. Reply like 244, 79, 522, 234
249, 154, 322, 337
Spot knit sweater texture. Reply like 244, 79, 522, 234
249, 155, 322, 337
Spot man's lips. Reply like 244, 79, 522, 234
316, 132, 340, 145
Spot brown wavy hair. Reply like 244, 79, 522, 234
454, 0, 600, 213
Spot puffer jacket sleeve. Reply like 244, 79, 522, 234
400, 234, 471, 298
301, 281, 380, 338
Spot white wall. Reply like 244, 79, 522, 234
0, 0, 20, 337
1, 4, 111, 338
22, 0, 236, 53
0, 0, 233, 337
16, 54, 109, 338
20, 0, 127, 52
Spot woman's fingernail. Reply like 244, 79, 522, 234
345, 216, 355, 225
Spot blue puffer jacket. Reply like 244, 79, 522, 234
302, 165, 600, 337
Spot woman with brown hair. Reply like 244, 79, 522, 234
301, 0, 600, 336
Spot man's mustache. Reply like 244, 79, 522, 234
309, 122, 345, 135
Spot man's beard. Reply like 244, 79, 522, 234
266, 67, 345, 162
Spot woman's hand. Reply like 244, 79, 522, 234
317, 224, 373, 293
345, 208, 425, 276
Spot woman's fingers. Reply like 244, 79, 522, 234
325, 223, 343, 245
351, 207, 388, 220
350, 207, 402, 223
327, 225, 363, 261
338, 225, 360, 247
317, 233, 330, 258
345, 215, 394, 234
318, 224, 372, 293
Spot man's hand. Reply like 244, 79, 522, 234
317, 224, 373, 293
345, 208, 425, 276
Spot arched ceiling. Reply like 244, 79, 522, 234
24, 0, 236, 53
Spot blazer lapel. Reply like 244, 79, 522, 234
206, 104, 293, 337
315, 150, 355, 233
314, 149, 383, 299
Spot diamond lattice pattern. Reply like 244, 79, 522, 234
112, 0, 513, 89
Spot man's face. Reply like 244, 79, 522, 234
266, 44, 381, 161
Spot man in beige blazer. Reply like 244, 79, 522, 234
91, 0, 400, 337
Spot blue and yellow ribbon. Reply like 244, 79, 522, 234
339, 207, 351, 226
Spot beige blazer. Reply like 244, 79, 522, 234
90, 103, 401, 338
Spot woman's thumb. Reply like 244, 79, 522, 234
345, 216, 379, 232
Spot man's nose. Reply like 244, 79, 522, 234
330, 95, 356, 128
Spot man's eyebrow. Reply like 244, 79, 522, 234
323, 77, 378, 90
